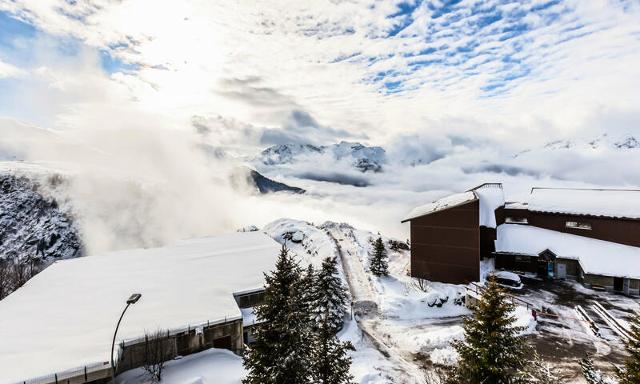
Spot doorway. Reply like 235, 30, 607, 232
614, 277, 624, 292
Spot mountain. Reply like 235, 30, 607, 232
257, 141, 386, 173
247, 168, 305, 194
517, 133, 640, 156
230, 167, 305, 194
0, 174, 82, 298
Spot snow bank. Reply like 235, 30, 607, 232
116, 348, 244, 384
528, 187, 640, 219
263, 218, 337, 269
496, 224, 640, 279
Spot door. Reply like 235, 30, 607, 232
213, 335, 232, 350
613, 277, 624, 292
557, 263, 567, 279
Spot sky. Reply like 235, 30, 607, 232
1, 0, 639, 148
0, 0, 640, 250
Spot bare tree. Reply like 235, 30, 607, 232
143, 330, 172, 383
424, 366, 449, 384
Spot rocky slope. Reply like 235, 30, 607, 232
0, 174, 82, 298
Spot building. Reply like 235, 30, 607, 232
403, 184, 640, 294
401, 183, 504, 284
0, 232, 281, 384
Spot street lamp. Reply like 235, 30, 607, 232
110, 293, 142, 382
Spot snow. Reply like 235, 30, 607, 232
473, 184, 505, 228
240, 307, 259, 327
493, 270, 521, 282
0, 232, 281, 384
528, 187, 640, 219
402, 191, 476, 222
116, 348, 244, 384
495, 224, 640, 279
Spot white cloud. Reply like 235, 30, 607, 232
0, 1, 639, 248
1, 0, 639, 148
0, 58, 25, 78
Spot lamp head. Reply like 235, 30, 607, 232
127, 293, 142, 304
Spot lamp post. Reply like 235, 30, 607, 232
110, 293, 142, 382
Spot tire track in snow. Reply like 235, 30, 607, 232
325, 226, 427, 384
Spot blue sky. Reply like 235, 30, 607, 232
0, 0, 639, 145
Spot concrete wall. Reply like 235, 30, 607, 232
116, 319, 243, 374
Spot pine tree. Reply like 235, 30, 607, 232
312, 308, 355, 384
581, 354, 611, 384
448, 277, 531, 384
369, 237, 388, 277
301, 263, 319, 321
313, 257, 348, 332
617, 310, 640, 384
243, 246, 313, 384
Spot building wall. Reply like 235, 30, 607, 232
409, 200, 480, 284
496, 207, 640, 247
116, 319, 243, 374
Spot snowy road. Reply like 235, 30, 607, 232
325, 225, 428, 384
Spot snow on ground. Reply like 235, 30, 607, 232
116, 349, 244, 384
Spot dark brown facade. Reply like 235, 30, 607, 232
407, 199, 480, 284
496, 207, 640, 247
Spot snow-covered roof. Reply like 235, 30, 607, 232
495, 224, 640, 279
473, 184, 505, 228
0, 232, 281, 384
528, 188, 640, 219
402, 184, 504, 227
402, 191, 477, 222
504, 202, 528, 210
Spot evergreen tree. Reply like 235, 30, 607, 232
243, 246, 313, 384
617, 310, 640, 384
448, 277, 531, 384
301, 263, 319, 321
369, 237, 389, 277
312, 308, 355, 384
313, 257, 348, 332
580, 354, 611, 384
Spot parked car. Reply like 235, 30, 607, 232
491, 271, 524, 290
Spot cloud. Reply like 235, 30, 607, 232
0, 59, 25, 78
0, 1, 639, 245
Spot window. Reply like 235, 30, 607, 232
505, 217, 528, 224
566, 221, 591, 230
514, 255, 529, 262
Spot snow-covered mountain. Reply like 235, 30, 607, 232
517, 133, 640, 156
257, 141, 386, 173
0, 174, 82, 298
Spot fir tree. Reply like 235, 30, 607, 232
617, 310, 640, 384
448, 277, 531, 384
311, 308, 355, 384
369, 237, 389, 277
580, 354, 611, 384
301, 263, 319, 321
243, 246, 313, 384
313, 257, 348, 332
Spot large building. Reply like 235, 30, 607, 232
0, 232, 281, 384
403, 184, 640, 295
